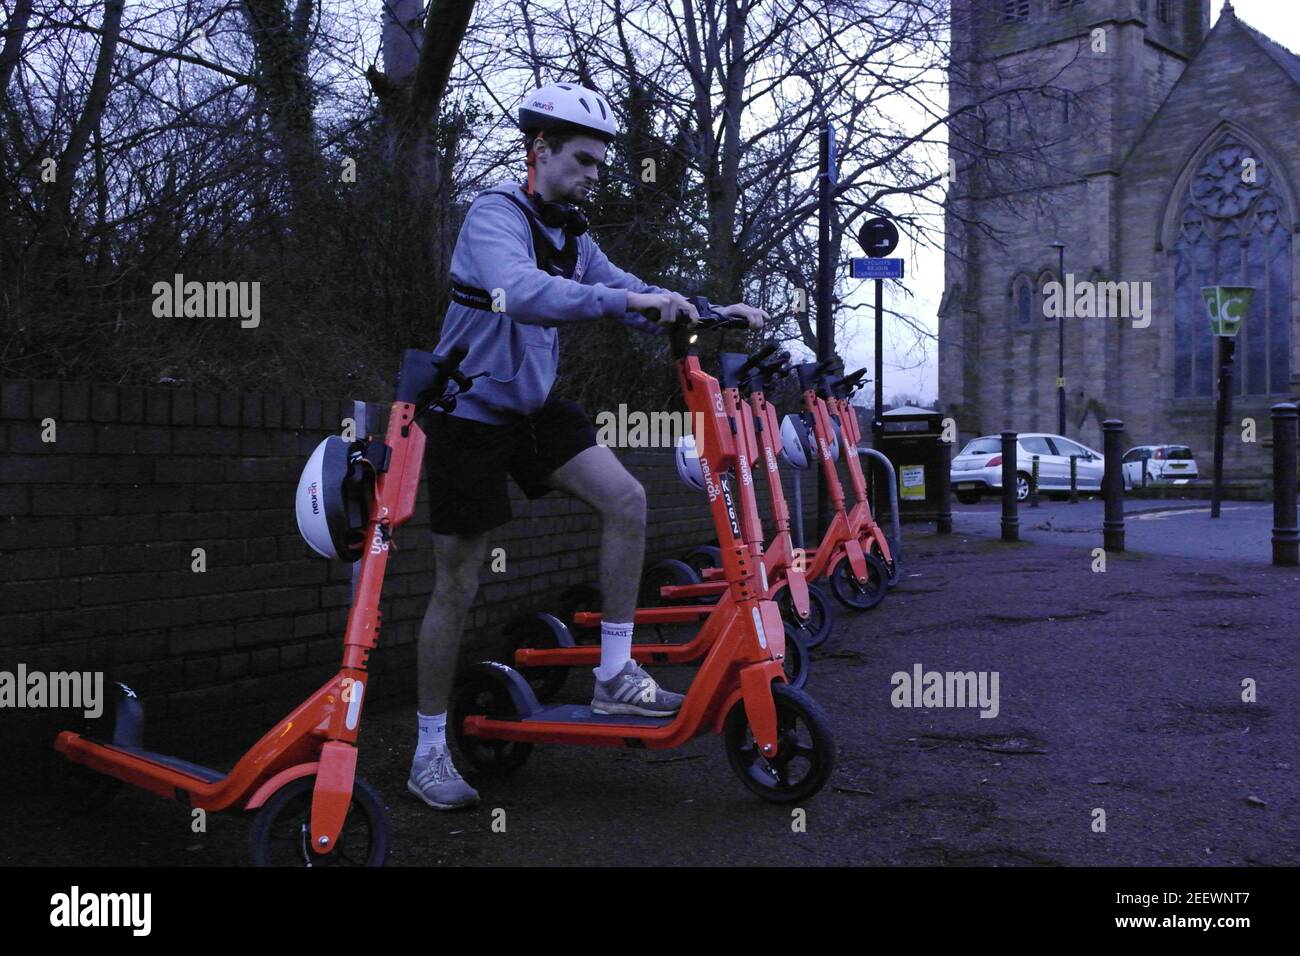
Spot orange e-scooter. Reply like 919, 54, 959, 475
451, 302, 836, 803
817, 362, 901, 586
675, 356, 890, 615
784, 358, 890, 610
651, 346, 837, 647
53, 347, 475, 866
506, 345, 813, 702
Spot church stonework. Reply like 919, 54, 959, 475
940, 0, 1300, 484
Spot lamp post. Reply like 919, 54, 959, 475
1201, 285, 1255, 518
1050, 241, 1066, 436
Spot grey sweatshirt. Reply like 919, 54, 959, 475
438, 181, 670, 424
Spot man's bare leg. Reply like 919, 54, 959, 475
545, 445, 683, 714
544, 444, 645, 621
417, 531, 490, 715
409, 530, 489, 809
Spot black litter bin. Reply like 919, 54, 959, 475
874, 406, 946, 523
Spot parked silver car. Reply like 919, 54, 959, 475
1122, 445, 1199, 488
950, 433, 1105, 503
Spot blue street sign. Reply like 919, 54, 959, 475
827, 122, 838, 186
851, 257, 904, 279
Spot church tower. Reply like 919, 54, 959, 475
940, 0, 1213, 445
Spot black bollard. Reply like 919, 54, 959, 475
936, 435, 953, 535
1272, 403, 1299, 567
1001, 430, 1019, 542
1030, 455, 1040, 508
1103, 419, 1125, 552
1069, 455, 1079, 503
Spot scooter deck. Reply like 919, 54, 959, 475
521, 704, 672, 728
63, 738, 226, 785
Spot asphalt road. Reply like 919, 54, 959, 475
952, 497, 1284, 564
16, 529, 1300, 867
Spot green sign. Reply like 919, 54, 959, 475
1200, 286, 1255, 338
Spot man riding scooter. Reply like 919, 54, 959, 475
411, 81, 768, 809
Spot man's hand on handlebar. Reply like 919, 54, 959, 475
715, 302, 769, 331
628, 291, 700, 329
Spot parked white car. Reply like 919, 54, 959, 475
950, 433, 1105, 503
1122, 445, 1199, 488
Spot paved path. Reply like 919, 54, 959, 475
17, 529, 1300, 867
953, 498, 1284, 564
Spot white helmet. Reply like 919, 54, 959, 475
779, 413, 839, 470
519, 82, 618, 144
295, 437, 371, 562
675, 434, 705, 490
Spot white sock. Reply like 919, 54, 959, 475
595, 621, 634, 682
415, 710, 447, 760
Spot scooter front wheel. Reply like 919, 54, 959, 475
723, 683, 835, 803
249, 775, 389, 867
871, 539, 901, 588
774, 582, 834, 649
828, 551, 889, 611
780, 624, 811, 691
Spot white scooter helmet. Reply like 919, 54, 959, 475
295, 437, 372, 562
779, 413, 839, 469
675, 434, 706, 491
519, 82, 618, 143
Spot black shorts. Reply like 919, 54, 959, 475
421, 397, 597, 536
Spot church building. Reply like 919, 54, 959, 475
939, 0, 1299, 482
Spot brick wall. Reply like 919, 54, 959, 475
0, 379, 822, 765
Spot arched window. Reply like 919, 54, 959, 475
1172, 135, 1293, 397
1010, 275, 1033, 330
1038, 270, 1059, 324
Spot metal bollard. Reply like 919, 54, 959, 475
1272, 403, 1298, 566
1141, 456, 1148, 489
1001, 430, 1019, 542
935, 436, 953, 535
1030, 455, 1040, 508
1102, 419, 1125, 552
1069, 455, 1079, 503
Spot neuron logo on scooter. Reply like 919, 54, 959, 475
701, 458, 718, 502
308, 482, 320, 515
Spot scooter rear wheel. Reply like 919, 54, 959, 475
249, 775, 389, 867
450, 670, 535, 777
680, 545, 722, 580
637, 558, 701, 608
773, 582, 834, 649
828, 551, 889, 610
505, 615, 569, 702
51, 762, 123, 815
723, 684, 835, 803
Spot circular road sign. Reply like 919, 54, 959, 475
858, 217, 899, 258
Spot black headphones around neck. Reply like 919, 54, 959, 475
524, 187, 589, 237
